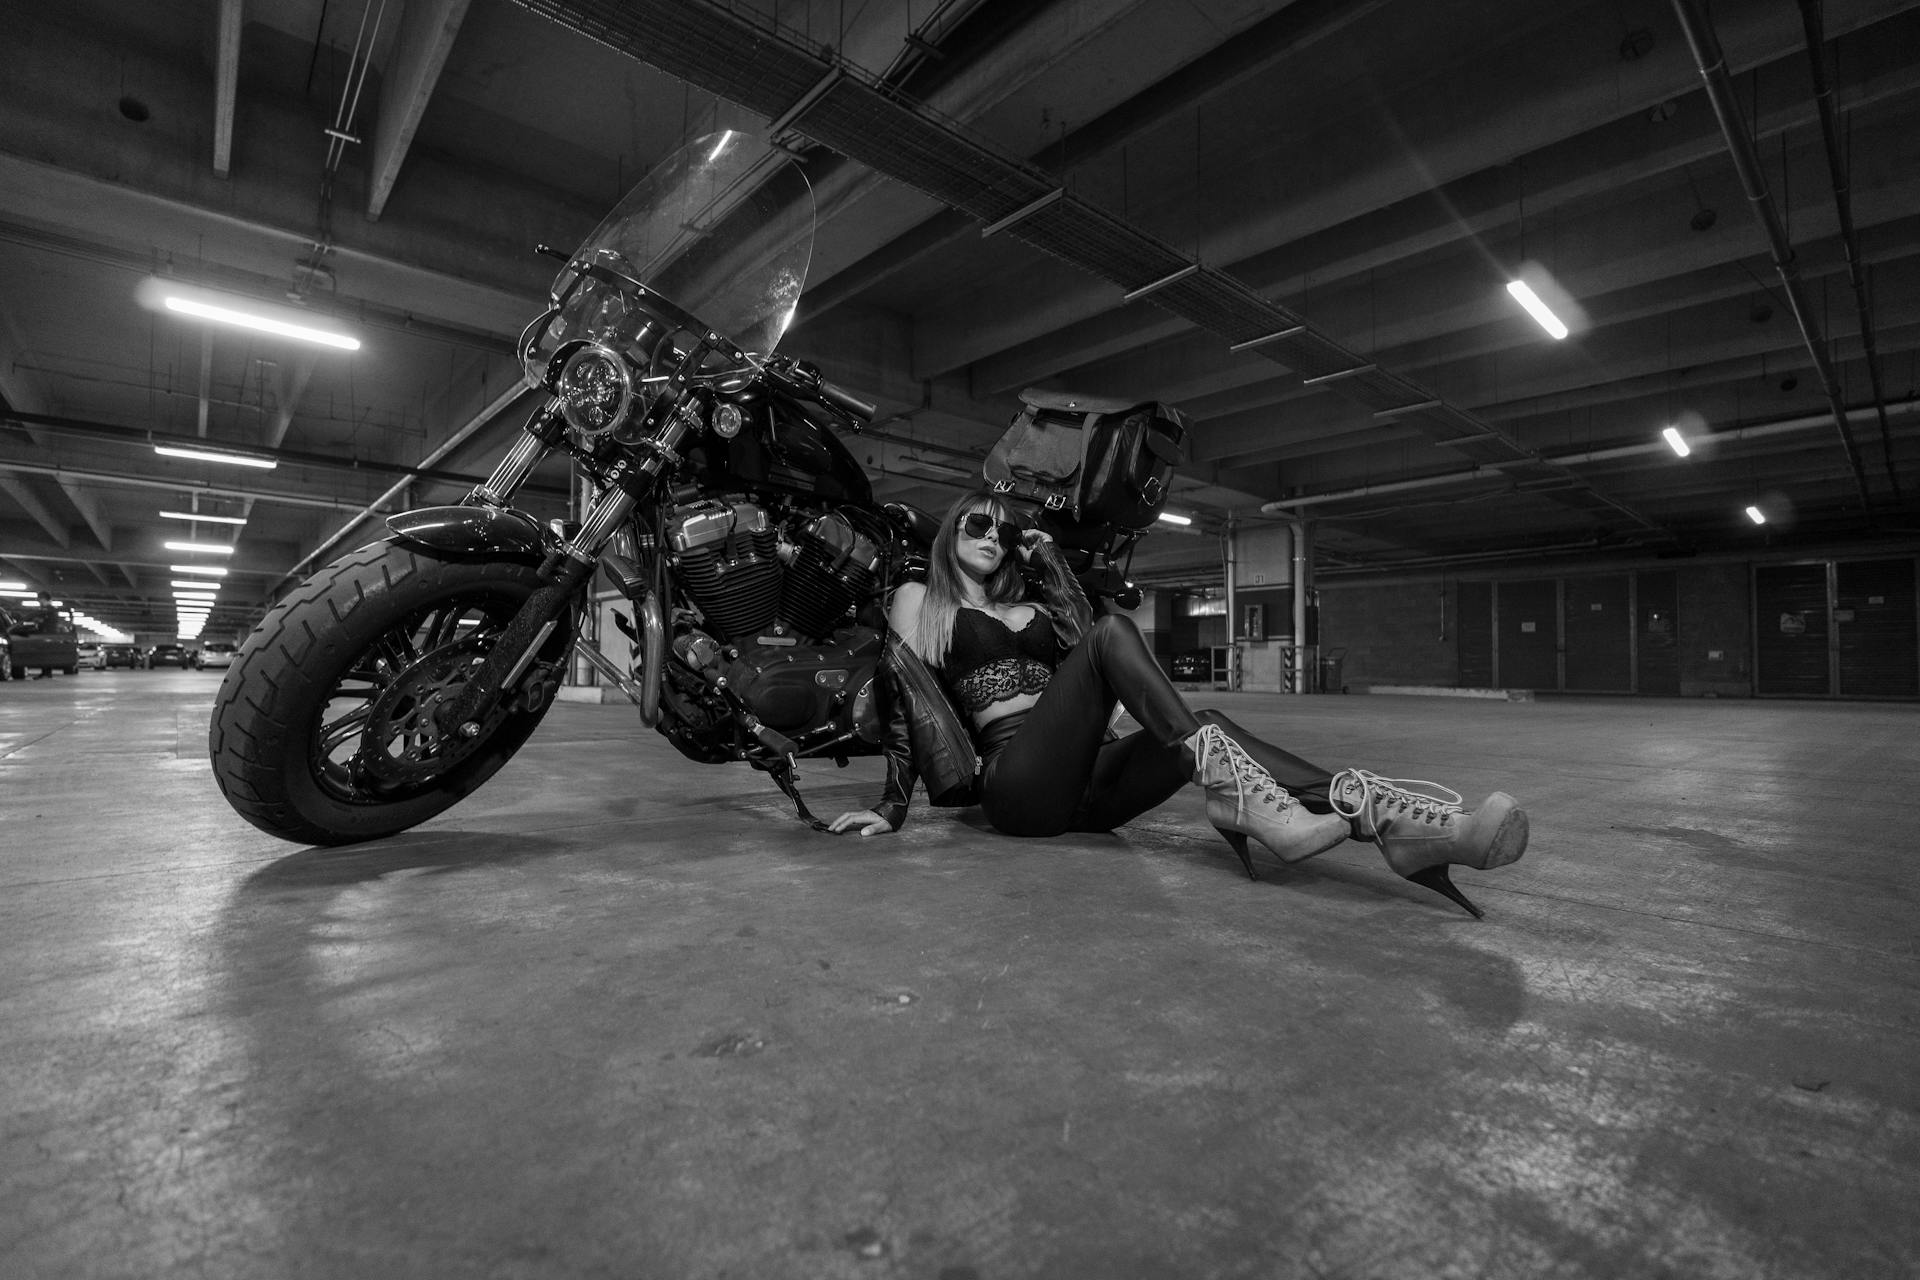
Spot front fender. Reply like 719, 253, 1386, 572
386, 505, 548, 561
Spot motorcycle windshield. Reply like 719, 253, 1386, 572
546, 131, 813, 364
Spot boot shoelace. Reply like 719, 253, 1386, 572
1195, 724, 1291, 811
1329, 768, 1463, 835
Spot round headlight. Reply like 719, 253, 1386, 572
711, 403, 744, 439
555, 344, 633, 436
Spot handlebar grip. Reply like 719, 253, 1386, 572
818, 379, 875, 422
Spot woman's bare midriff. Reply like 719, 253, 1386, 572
972, 691, 1042, 731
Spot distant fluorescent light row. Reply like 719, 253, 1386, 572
1656, 425, 1770, 525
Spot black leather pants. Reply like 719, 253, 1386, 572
976, 613, 1335, 837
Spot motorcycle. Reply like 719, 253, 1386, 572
209, 131, 1142, 846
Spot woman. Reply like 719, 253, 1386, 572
829, 491, 1529, 917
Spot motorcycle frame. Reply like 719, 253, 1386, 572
414, 275, 758, 739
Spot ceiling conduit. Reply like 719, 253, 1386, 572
1260, 397, 1920, 512
508, 0, 1675, 545
1797, 0, 1904, 508
1670, 0, 1876, 522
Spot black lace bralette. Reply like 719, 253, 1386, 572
943, 607, 1059, 714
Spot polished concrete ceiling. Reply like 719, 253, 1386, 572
3, 0, 1918, 637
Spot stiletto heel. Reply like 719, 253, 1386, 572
1189, 724, 1350, 874
1331, 769, 1529, 917
1403, 866, 1483, 919
1213, 826, 1258, 880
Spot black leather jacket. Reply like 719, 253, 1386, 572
875, 540, 1093, 830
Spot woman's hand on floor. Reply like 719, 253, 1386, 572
828, 809, 893, 837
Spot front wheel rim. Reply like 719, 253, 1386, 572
309, 590, 543, 805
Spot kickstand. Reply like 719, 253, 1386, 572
768, 757, 832, 832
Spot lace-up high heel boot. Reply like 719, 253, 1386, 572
1188, 724, 1349, 878
1329, 769, 1528, 917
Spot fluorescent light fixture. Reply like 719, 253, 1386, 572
169, 564, 229, 577
159, 510, 248, 526
163, 541, 235, 555
0, 580, 24, 591
1506, 279, 1569, 340
1156, 511, 1194, 526
139, 274, 363, 351
174, 591, 219, 600
171, 579, 225, 590
154, 445, 278, 470
1661, 426, 1691, 457
1745, 505, 1767, 524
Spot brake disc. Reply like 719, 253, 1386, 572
350, 636, 510, 788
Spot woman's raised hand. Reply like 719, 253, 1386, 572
828, 808, 894, 837
1017, 527, 1053, 562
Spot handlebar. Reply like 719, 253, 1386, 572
759, 356, 876, 426
817, 379, 875, 422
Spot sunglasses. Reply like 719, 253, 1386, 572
957, 512, 1023, 548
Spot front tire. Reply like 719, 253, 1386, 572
209, 540, 573, 845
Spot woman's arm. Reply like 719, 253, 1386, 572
827, 582, 929, 836
1022, 533, 1093, 648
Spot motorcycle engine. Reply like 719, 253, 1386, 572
666, 498, 780, 641
667, 499, 886, 644
780, 509, 885, 640
655, 498, 891, 762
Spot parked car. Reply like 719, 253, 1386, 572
101, 643, 144, 669
0, 627, 10, 681
196, 641, 238, 670
77, 641, 103, 670
146, 642, 194, 669
5, 602, 80, 677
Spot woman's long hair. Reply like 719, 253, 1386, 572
907, 489, 1029, 668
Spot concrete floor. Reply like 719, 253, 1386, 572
2, 669, 1915, 1280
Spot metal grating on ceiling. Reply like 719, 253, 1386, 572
512, 0, 1673, 542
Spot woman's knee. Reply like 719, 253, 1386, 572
1084, 611, 1145, 659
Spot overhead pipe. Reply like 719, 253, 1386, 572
2, 406, 560, 492
1669, 0, 1875, 520
1797, 0, 1903, 507
1259, 398, 1920, 513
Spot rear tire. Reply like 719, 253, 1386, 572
208, 540, 573, 845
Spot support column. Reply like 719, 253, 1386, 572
1291, 518, 1314, 695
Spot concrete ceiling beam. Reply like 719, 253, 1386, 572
0, 476, 70, 549
803, 0, 1395, 316
989, 89, 1920, 405
909, 0, 1920, 379
367, 0, 475, 220
56, 480, 113, 552
1099, 178, 1920, 462
0, 17, 597, 326
213, 0, 242, 177
799, 0, 1160, 291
